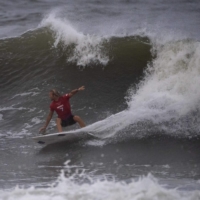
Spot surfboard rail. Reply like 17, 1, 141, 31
32, 130, 94, 145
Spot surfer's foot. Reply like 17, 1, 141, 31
39, 129, 47, 135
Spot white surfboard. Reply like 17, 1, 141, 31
32, 130, 94, 145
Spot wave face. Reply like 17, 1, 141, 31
1, 13, 200, 139
0, 22, 152, 138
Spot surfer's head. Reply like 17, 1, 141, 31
49, 89, 61, 101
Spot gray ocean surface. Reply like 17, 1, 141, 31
0, 0, 200, 199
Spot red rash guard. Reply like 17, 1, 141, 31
50, 94, 72, 120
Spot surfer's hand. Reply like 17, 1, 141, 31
78, 86, 85, 91
39, 127, 46, 134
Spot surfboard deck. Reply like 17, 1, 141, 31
32, 130, 94, 145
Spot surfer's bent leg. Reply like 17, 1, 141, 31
73, 116, 86, 128
56, 118, 63, 132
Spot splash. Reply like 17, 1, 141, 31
79, 39, 200, 138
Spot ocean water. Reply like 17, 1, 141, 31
0, 0, 200, 199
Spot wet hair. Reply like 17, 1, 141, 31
50, 89, 61, 97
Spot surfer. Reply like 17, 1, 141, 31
40, 86, 86, 133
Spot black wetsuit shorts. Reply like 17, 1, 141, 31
61, 115, 76, 127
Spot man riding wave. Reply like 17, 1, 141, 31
40, 86, 86, 133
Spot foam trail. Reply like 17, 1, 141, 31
39, 12, 109, 66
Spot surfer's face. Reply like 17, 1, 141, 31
49, 92, 55, 101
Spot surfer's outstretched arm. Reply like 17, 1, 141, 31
68, 86, 85, 97
40, 110, 54, 132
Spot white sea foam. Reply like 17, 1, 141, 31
127, 40, 200, 117
23, 117, 42, 130
39, 12, 109, 66
85, 139, 106, 146
0, 169, 199, 200
31, 117, 42, 125
4, 129, 32, 139
128, 39, 200, 123
24, 123, 32, 129
0, 106, 27, 111
10, 92, 39, 99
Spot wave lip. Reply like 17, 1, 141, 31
39, 13, 109, 66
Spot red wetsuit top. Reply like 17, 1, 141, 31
50, 94, 72, 120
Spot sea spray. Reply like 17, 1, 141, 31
78, 39, 200, 138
